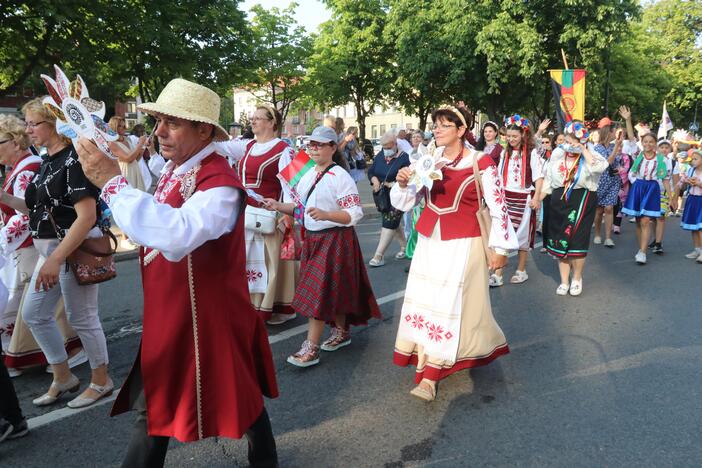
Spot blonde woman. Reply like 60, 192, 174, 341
108, 116, 147, 191
0, 98, 112, 408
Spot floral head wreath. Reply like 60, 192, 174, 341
564, 120, 590, 143
438, 105, 467, 127
504, 114, 529, 129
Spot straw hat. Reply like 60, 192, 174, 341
137, 78, 228, 142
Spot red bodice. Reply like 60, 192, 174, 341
415, 155, 495, 241
238, 140, 289, 207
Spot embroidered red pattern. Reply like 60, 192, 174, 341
488, 166, 510, 239
246, 269, 263, 283
5, 217, 28, 242
17, 172, 34, 192
101, 176, 129, 205
336, 194, 361, 209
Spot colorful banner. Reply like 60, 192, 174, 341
549, 69, 586, 128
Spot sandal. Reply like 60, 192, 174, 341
488, 273, 504, 288
510, 270, 529, 284
395, 251, 406, 260
410, 380, 436, 402
369, 255, 385, 267
569, 279, 583, 296
556, 283, 569, 296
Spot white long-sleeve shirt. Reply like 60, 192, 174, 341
101, 144, 241, 262
283, 164, 364, 231
390, 148, 519, 253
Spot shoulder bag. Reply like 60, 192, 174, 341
372, 158, 398, 213
47, 211, 118, 285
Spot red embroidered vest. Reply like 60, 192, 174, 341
112, 153, 278, 442
1, 154, 41, 249
238, 140, 288, 207
415, 155, 495, 241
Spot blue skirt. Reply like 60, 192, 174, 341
622, 179, 662, 218
681, 195, 702, 231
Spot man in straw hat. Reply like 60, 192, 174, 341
76, 78, 279, 467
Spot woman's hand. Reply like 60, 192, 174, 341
306, 207, 328, 221
529, 197, 541, 210
370, 176, 381, 192
35, 256, 61, 292
537, 119, 551, 134
489, 253, 508, 270
262, 198, 281, 211
396, 167, 412, 188
618, 105, 631, 121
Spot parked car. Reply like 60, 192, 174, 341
295, 135, 311, 150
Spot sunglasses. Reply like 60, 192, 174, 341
308, 141, 333, 149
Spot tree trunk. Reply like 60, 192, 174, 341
356, 102, 367, 140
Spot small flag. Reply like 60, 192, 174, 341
657, 102, 674, 140
277, 150, 314, 188
549, 69, 586, 130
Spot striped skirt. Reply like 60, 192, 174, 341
505, 189, 536, 250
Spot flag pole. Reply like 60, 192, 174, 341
561, 49, 569, 69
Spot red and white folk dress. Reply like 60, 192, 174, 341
390, 149, 518, 383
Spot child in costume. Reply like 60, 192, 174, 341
489, 115, 550, 286
645, 139, 679, 254
622, 132, 676, 265
263, 126, 381, 368
680, 149, 702, 263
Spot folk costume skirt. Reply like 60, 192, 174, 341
622, 179, 662, 218
505, 189, 536, 250
545, 188, 597, 259
394, 225, 509, 384
681, 195, 702, 231
292, 227, 381, 326
249, 226, 299, 320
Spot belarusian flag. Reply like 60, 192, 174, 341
278, 150, 314, 188
549, 69, 586, 129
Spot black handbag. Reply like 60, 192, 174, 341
373, 185, 392, 213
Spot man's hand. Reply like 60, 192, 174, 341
76, 138, 122, 188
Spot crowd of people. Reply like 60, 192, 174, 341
0, 75, 700, 467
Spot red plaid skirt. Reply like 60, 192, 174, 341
293, 227, 382, 326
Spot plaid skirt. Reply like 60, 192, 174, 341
546, 188, 597, 258
293, 227, 382, 326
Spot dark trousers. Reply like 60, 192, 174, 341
121, 396, 278, 468
0, 354, 24, 425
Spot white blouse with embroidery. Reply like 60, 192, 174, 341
542, 146, 608, 195
283, 164, 363, 231
0, 155, 42, 254
498, 147, 544, 192
390, 147, 518, 253
101, 144, 241, 262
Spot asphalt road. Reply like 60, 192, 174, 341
2, 184, 701, 467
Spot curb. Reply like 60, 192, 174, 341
115, 250, 139, 263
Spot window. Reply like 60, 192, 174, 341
379, 125, 386, 135
127, 102, 137, 113
371, 125, 378, 138
390, 124, 397, 130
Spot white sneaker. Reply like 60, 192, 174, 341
635, 251, 647, 264
7, 368, 23, 378
628, 217, 636, 223
593, 236, 602, 245
556, 283, 569, 296
488, 273, 504, 287
685, 249, 701, 259
604, 238, 615, 247
697, 252, 702, 264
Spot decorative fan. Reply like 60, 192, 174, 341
408, 141, 443, 192
40, 64, 118, 159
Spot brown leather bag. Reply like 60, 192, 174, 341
47, 212, 118, 285
472, 156, 497, 267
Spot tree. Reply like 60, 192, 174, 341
247, 2, 314, 123
306, 0, 392, 139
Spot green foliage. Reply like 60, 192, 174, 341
248, 2, 314, 122
306, 0, 393, 138
0, 1, 252, 110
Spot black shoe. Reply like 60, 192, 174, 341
7, 418, 28, 439
404, 264, 410, 273
648, 240, 656, 249
0, 418, 13, 443
652, 243, 664, 255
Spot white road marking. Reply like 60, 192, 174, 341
25, 245, 543, 431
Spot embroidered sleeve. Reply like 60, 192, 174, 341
0, 213, 31, 255
481, 165, 519, 251
334, 170, 363, 225
336, 193, 361, 209
101, 176, 130, 206
213, 139, 248, 166
12, 170, 36, 199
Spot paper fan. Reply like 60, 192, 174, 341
40, 65, 117, 158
